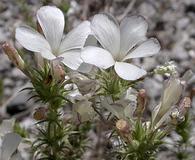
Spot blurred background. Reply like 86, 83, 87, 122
0, 0, 195, 159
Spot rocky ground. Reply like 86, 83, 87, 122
0, 0, 195, 159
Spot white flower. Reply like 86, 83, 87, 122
16, 6, 91, 70
81, 13, 160, 80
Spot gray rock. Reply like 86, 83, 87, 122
157, 151, 177, 160
176, 17, 190, 30
143, 57, 158, 71
0, 27, 7, 42
4, 88, 12, 97
3, 78, 14, 87
144, 78, 163, 98
138, 2, 156, 18
0, 54, 10, 72
11, 68, 26, 79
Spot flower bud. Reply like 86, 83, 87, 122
51, 58, 65, 82
33, 107, 47, 121
159, 79, 183, 117
116, 119, 130, 133
134, 89, 147, 118
131, 140, 140, 150
152, 78, 184, 127
178, 97, 191, 116
2, 42, 25, 71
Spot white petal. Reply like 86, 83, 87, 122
41, 50, 56, 60
160, 78, 183, 115
81, 46, 115, 69
120, 16, 148, 57
59, 50, 83, 70
84, 35, 98, 47
102, 98, 131, 119
114, 62, 146, 80
73, 100, 94, 122
0, 119, 15, 135
10, 152, 23, 160
77, 63, 93, 73
16, 26, 55, 59
123, 38, 160, 60
37, 6, 64, 52
59, 21, 91, 53
91, 13, 120, 58
1, 133, 21, 160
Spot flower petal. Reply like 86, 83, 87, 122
37, 6, 64, 52
1, 133, 21, 160
91, 13, 120, 58
59, 21, 91, 53
10, 152, 23, 160
160, 78, 183, 114
81, 46, 115, 69
114, 62, 146, 80
120, 16, 148, 58
123, 38, 160, 60
59, 50, 83, 70
73, 100, 94, 122
84, 35, 98, 47
152, 78, 183, 127
0, 119, 15, 135
77, 63, 93, 73
15, 26, 55, 59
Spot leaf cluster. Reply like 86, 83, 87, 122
120, 121, 165, 160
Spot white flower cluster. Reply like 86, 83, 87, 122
16, 6, 160, 81
154, 61, 178, 76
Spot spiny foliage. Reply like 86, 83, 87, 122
120, 121, 165, 160
23, 64, 68, 107
97, 69, 132, 101
175, 113, 191, 160
33, 111, 72, 160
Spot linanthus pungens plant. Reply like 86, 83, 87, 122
103, 79, 191, 160
2, 5, 193, 160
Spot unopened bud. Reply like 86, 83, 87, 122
157, 78, 183, 121
33, 107, 47, 121
2, 42, 25, 70
131, 140, 139, 149
134, 89, 147, 118
138, 89, 146, 97
178, 97, 191, 116
51, 59, 65, 82
116, 119, 130, 133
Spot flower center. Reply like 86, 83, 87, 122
115, 52, 125, 62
